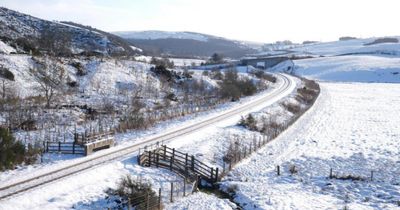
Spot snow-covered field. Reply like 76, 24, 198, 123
294, 55, 400, 83
221, 83, 400, 209
290, 37, 400, 56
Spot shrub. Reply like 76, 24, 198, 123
223, 140, 241, 163
281, 102, 301, 114
165, 92, 178, 102
0, 67, 15, 81
238, 114, 257, 131
202, 70, 209, 77
219, 69, 258, 100
211, 69, 223, 80
0, 128, 40, 171
289, 165, 298, 175
71, 62, 86, 76
239, 79, 257, 96
252, 70, 277, 83
106, 175, 159, 210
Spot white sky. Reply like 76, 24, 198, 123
1, 0, 400, 43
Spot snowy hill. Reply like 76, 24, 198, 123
290, 37, 400, 56
114, 30, 258, 58
0, 7, 134, 56
114, 31, 210, 42
294, 55, 400, 83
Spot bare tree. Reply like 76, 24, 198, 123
33, 57, 66, 108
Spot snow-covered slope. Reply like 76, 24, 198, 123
114, 30, 210, 42
0, 7, 134, 56
221, 83, 400, 210
290, 37, 400, 56
294, 55, 400, 83
115, 30, 258, 58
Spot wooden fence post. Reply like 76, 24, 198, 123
170, 148, 175, 171
158, 188, 162, 210
215, 167, 219, 182
164, 145, 167, 160
170, 182, 174, 203
58, 141, 61, 152
185, 153, 188, 167
156, 153, 159, 168
370, 171, 374, 181
183, 178, 186, 197
191, 155, 195, 171
329, 168, 333, 179
148, 151, 152, 167
277, 165, 280, 176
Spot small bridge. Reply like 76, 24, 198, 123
45, 131, 115, 156
138, 145, 219, 184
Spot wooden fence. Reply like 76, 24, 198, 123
138, 145, 219, 184
45, 142, 85, 155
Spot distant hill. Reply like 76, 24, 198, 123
114, 30, 258, 58
0, 7, 135, 56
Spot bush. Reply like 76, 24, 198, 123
211, 69, 223, 80
219, 69, 258, 100
238, 114, 257, 131
252, 70, 277, 83
150, 57, 174, 68
239, 79, 257, 96
0, 67, 15, 81
0, 128, 26, 171
165, 92, 178, 102
106, 175, 159, 210
289, 165, 298, 175
281, 102, 301, 114
71, 62, 86, 76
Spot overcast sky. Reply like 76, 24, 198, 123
1, 0, 399, 43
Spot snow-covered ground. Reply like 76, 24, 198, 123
114, 31, 210, 42
0, 74, 296, 210
220, 82, 400, 209
165, 192, 236, 210
294, 55, 400, 83
289, 37, 400, 56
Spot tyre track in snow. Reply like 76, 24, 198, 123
0, 73, 295, 200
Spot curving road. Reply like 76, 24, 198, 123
0, 73, 295, 200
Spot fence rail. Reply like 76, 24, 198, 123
138, 145, 219, 184
45, 142, 85, 155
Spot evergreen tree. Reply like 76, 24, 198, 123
0, 128, 25, 171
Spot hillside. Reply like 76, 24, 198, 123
289, 37, 400, 56
0, 7, 135, 56
114, 30, 258, 58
